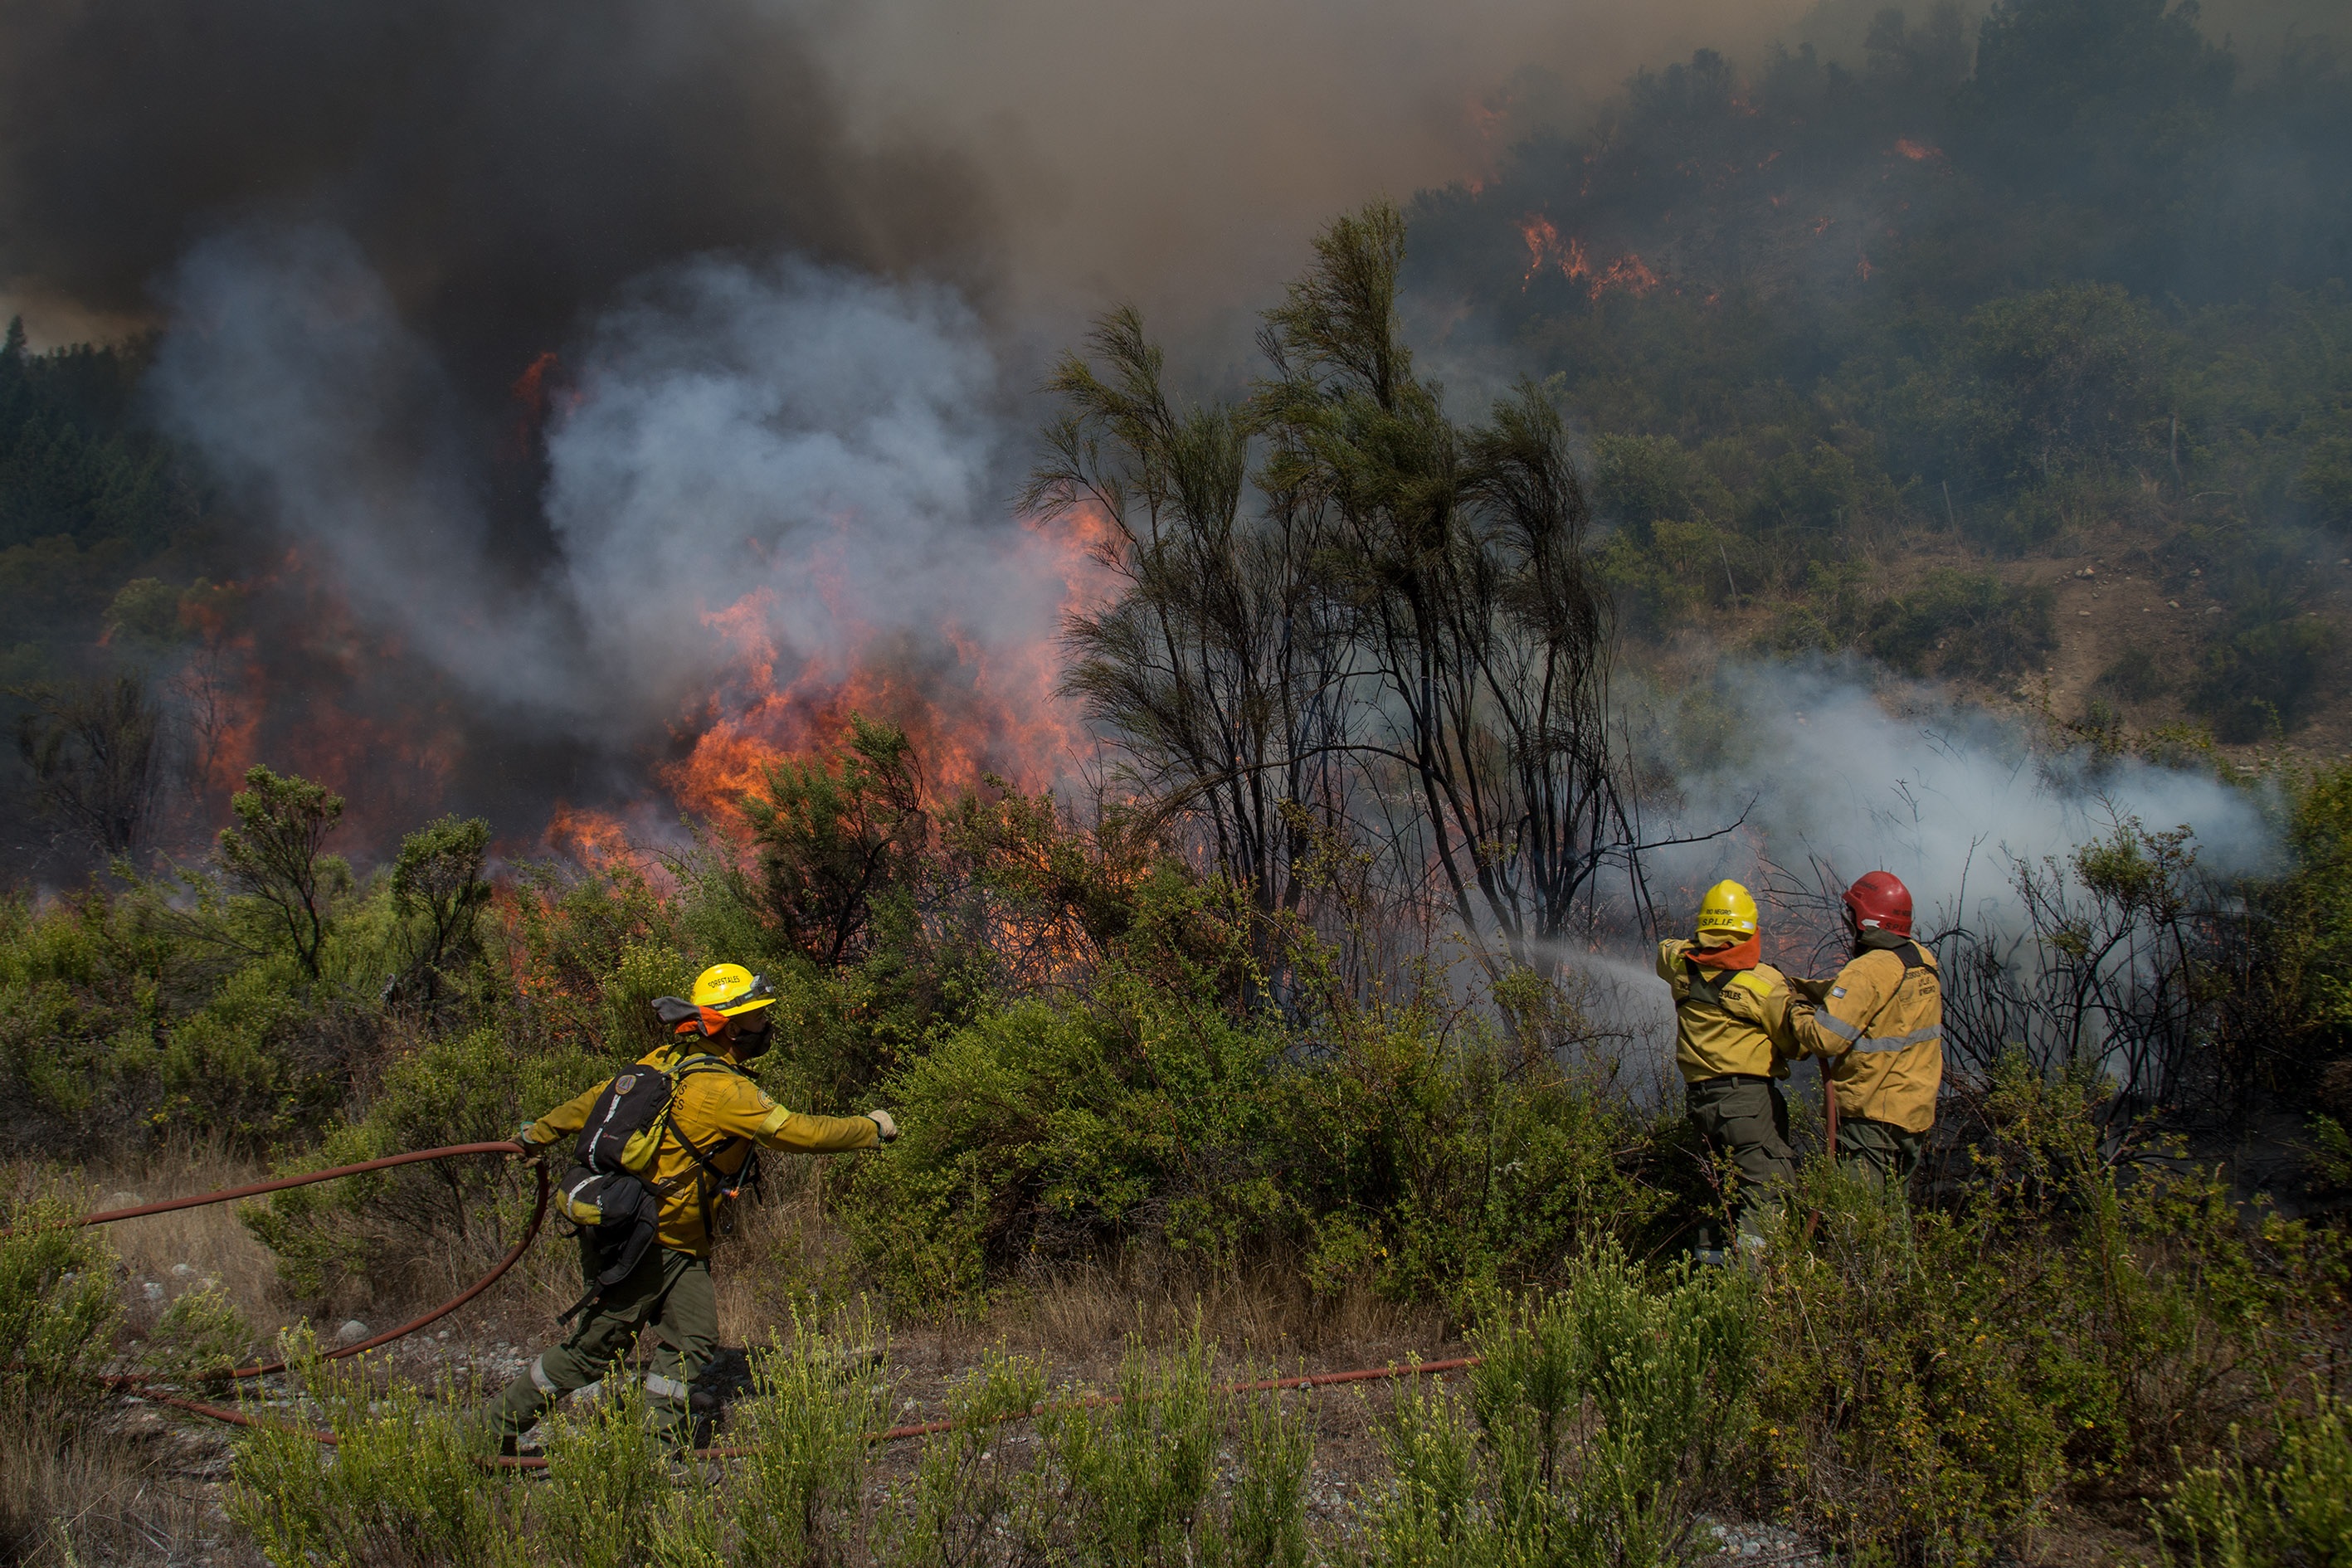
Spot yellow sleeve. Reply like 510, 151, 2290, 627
1657, 938, 1690, 982
753, 1109, 884, 1153
695, 1074, 883, 1154
1736, 966, 1800, 1059
520, 1079, 610, 1147
1790, 953, 1895, 1059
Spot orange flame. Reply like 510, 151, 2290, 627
1588, 253, 1659, 300
1892, 139, 1942, 162
1519, 217, 1658, 301
656, 507, 1115, 827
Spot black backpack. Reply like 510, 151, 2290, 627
551, 999, 751, 1324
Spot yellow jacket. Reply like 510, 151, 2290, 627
1658, 939, 1799, 1082
1790, 936, 1944, 1133
523, 1050, 879, 1256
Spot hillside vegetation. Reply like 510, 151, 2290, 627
1406, 0, 2352, 744
4, 1, 2352, 1564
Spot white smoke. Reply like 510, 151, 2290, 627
1637, 657, 2279, 943
152, 225, 1075, 756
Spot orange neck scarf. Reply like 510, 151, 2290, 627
1688, 933, 1760, 971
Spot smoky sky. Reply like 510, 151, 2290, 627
0, 0, 991, 388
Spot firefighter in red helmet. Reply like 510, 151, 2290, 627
1788, 872, 1943, 1189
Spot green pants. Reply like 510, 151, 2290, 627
1838, 1116, 1925, 1192
1687, 1075, 1794, 1245
489, 1237, 716, 1449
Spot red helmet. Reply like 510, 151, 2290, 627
1843, 871, 1913, 936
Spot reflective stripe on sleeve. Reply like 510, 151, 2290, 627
1850, 1027, 1941, 1054
529, 1356, 558, 1396
1812, 1011, 1862, 1042
645, 1372, 691, 1404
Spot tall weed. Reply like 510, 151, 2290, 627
879, 1348, 1055, 1568
226, 1339, 518, 1568
2155, 1385, 2352, 1568
0, 1191, 117, 1429
728, 1301, 889, 1567
1036, 1332, 1222, 1566
1359, 1246, 1756, 1568
538, 1377, 678, 1568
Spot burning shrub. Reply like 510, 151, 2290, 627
743, 713, 929, 972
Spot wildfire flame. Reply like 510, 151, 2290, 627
1518, 217, 1659, 300
1892, 139, 1942, 162
656, 505, 1116, 829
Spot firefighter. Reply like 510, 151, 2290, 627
1788, 872, 1942, 1191
1659, 879, 1803, 1260
488, 963, 897, 1454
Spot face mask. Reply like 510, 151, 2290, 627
731, 1020, 774, 1060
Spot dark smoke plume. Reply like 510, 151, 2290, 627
0, 0, 992, 386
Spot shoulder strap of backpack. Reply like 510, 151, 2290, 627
1682, 956, 1726, 1008
650, 1058, 753, 1234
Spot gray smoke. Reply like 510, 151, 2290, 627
1638, 657, 2277, 937
152, 227, 1075, 765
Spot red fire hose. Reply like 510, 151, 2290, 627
14, 1142, 1477, 1468
6, 1141, 551, 1377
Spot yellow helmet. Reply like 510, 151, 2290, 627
690, 962, 777, 1018
1694, 879, 1759, 939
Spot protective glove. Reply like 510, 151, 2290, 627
1787, 976, 1833, 1004
866, 1109, 899, 1144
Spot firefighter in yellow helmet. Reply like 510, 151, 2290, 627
488, 963, 897, 1455
1787, 872, 1943, 1191
1658, 879, 1802, 1261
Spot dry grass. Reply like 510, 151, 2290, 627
0, 1417, 246, 1568
7, 1140, 286, 1346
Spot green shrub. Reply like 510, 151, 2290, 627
1751, 1057, 2331, 1568
841, 957, 1671, 1317
2155, 1385, 2352, 1568
1351, 1248, 1755, 1568
0, 1191, 117, 1430
226, 1342, 519, 1568
728, 1302, 889, 1566
2194, 604, 2335, 740
1863, 569, 2055, 679
2097, 642, 2172, 704
245, 1022, 606, 1295
839, 982, 1291, 1314
141, 1283, 255, 1388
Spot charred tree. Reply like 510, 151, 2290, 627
15, 674, 160, 859
1255, 202, 1647, 969
1028, 306, 1350, 915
